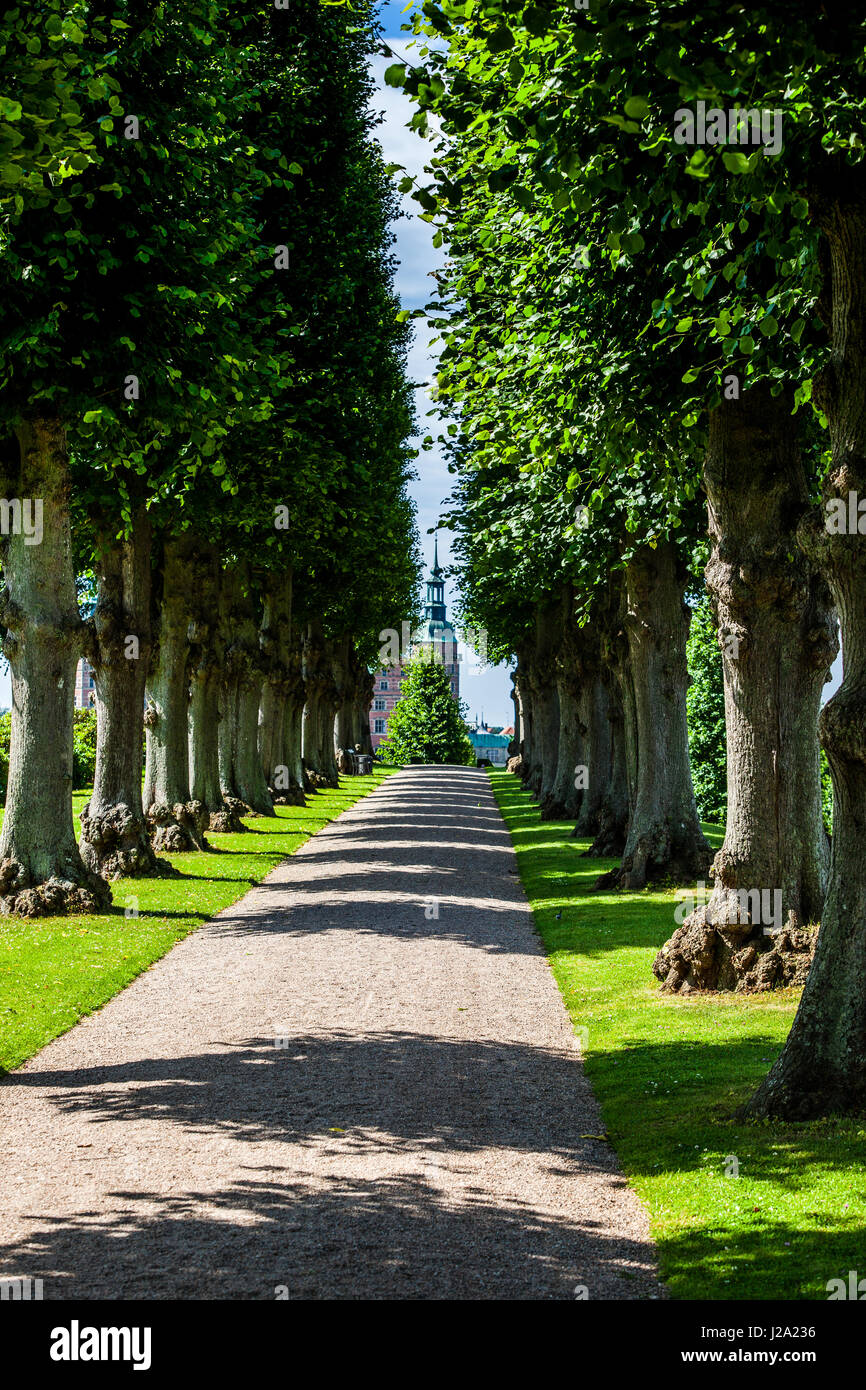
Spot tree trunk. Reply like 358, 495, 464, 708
514, 644, 536, 782
0, 419, 110, 915
258, 572, 305, 805
353, 663, 375, 758
573, 672, 611, 838
331, 632, 355, 775
144, 534, 208, 853
529, 600, 560, 802
587, 576, 634, 858
187, 547, 246, 833
544, 681, 583, 818
218, 564, 275, 817
585, 678, 630, 856
302, 619, 339, 787
655, 388, 836, 994
611, 541, 712, 888
745, 167, 866, 1118
543, 588, 584, 819
508, 675, 521, 758
79, 505, 171, 879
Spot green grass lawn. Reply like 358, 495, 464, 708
0, 769, 395, 1075
489, 768, 866, 1302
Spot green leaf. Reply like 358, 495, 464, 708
624, 96, 649, 120
724, 151, 752, 175
487, 24, 515, 53
522, 6, 552, 37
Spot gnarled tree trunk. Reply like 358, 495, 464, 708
544, 588, 585, 820
513, 643, 536, 781
745, 167, 866, 1117
79, 505, 171, 879
655, 387, 836, 994
302, 619, 340, 787
258, 571, 305, 805
0, 419, 110, 915
528, 600, 560, 802
508, 674, 521, 758
218, 563, 275, 817
186, 545, 246, 834
587, 575, 633, 858
352, 662, 375, 758
572, 670, 611, 838
612, 541, 711, 888
331, 631, 355, 775
144, 534, 208, 853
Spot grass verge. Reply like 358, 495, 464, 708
489, 768, 866, 1301
0, 770, 395, 1074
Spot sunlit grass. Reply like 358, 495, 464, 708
0, 770, 396, 1074
490, 769, 866, 1302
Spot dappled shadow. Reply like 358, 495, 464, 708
0, 1171, 658, 1300
1, 1028, 659, 1299
660, 1216, 866, 1301
7, 1030, 612, 1159
584, 1034, 866, 1186
188, 767, 540, 955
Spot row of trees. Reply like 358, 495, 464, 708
394, 1, 866, 1118
0, 3, 419, 913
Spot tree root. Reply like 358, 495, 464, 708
146, 800, 210, 853
604, 822, 712, 889
205, 798, 250, 834
585, 808, 628, 860
79, 803, 177, 880
0, 856, 112, 917
653, 905, 816, 993
268, 785, 306, 807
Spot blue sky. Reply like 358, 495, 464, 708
371, 1, 515, 724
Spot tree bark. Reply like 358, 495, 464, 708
611, 541, 712, 888
331, 632, 355, 775
186, 545, 246, 833
218, 564, 275, 817
508, 674, 521, 758
572, 669, 611, 837
655, 387, 836, 994
529, 599, 560, 802
745, 167, 866, 1117
258, 571, 305, 805
79, 505, 172, 879
144, 534, 208, 852
543, 588, 584, 819
513, 643, 536, 781
0, 419, 110, 915
587, 575, 633, 858
302, 619, 340, 787
352, 662, 375, 758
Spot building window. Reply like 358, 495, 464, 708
374, 718, 386, 734
374, 699, 386, 711
379, 680, 388, 690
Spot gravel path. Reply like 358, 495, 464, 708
0, 766, 660, 1300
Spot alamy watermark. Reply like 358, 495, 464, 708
0, 1276, 43, 1300
0, 498, 42, 545
825, 491, 866, 534
675, 880, 783, 935
674, 100, 783, 156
